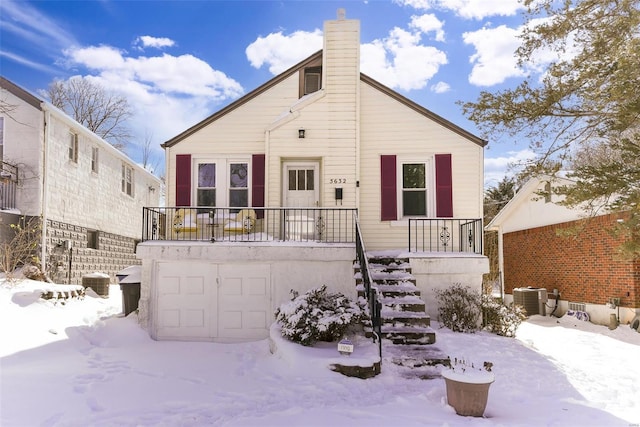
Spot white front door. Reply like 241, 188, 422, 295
283, 161, 320, 240
283, 161, 319, 207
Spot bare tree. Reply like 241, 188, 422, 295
47, 77, 132, 150
141, 129, 161, 173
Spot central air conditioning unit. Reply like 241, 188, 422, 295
513, 287, 548, 316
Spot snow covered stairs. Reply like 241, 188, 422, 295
355, 255, 435, 345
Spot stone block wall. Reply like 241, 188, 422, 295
46, 218, 139, 285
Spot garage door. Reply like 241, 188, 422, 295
218, 264, 271, 340
154, 262, 271, 341
155, 262, 217, 340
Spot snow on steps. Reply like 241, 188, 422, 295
354, 254, 436, 347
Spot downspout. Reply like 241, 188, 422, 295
264, 129, 270, 206
496, 225, 505, 301
40, 109, 50, 276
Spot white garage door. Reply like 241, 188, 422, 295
218, 264, 271, 340
154, 262, 270, 341
156, 262, 217, 340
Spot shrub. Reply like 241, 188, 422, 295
481, 294, 527, 337
0, 216, 41, 282
435, 284, 482, 333
275, 285, 363, 346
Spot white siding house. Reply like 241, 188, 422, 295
137, 11, 489, 342
0, 77, 161, 284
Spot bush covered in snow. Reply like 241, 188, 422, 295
275, 285, 364, 346
435, 284, 482, 333
481, 294, 527, 337
436, 284, 527, 337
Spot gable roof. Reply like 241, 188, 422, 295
162, 51, 323, 148
162, 51, 487, 149
360, 74, 486, 147
485, 175, 577, 231
1, 76, 161, 185
0, 76, 42, 110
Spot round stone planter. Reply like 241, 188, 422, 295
442, 369, 494, 417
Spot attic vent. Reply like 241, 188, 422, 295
304, 72, 321, 94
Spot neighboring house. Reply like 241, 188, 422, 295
486, 176, 640, 326
0, 77, 161, 284
137, 10, 489, 342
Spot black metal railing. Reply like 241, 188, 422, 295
408, 218, 483, 253
0, 161, 18, 210
142, 207, 358, 243
355, 217, 382, 362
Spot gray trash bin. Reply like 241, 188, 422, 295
117, 266, 141, 316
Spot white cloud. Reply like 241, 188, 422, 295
484, 148, 536, 187
430, 81, 450, 93
135, 36, 176, 50
0, 50, 58, 74
245, 30, 323, 75
59, 44, 244, 151
463, 25, 524, 86
65, 46, 243, 99
0, 0, 77, 49
245, 25, 446, 92
361, 27, 447, 91
394, 0, 524, 20
463, 16, 570, 87
409, 13, 445, 42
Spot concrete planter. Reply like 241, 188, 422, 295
442, 369, 494, 417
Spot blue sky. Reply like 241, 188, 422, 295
0, 0, 542, 185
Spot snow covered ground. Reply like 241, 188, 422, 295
1, 278, 639, 426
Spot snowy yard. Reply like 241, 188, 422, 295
1, 279, 638, 426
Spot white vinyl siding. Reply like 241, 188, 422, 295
359, 82, 484, 250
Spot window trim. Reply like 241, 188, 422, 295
69, 132, 79, 163
121, 162, 134, 197
298, 60, 323, 98
192, 156, 252, 208
91, 146, 99, 173
396, 157, 433, 219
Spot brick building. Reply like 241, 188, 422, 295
487, 176, 640, 326
0, 77, 161, 284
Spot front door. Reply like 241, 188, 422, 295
283, 161, 319, 207
283, 161, 320, 240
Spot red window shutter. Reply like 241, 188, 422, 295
175, 154, 191, 206
380, 155, 397, 221
435, 154, 453, 217
252, 154, 265, 219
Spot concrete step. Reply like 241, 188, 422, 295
380, 295, 425, 312
381, 325, 436, 345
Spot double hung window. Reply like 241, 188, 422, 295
69, 133, 78, 163
402, 163, 427, 216
122, 163, 134, 196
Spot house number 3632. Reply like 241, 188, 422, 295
329, 178, 347, 184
